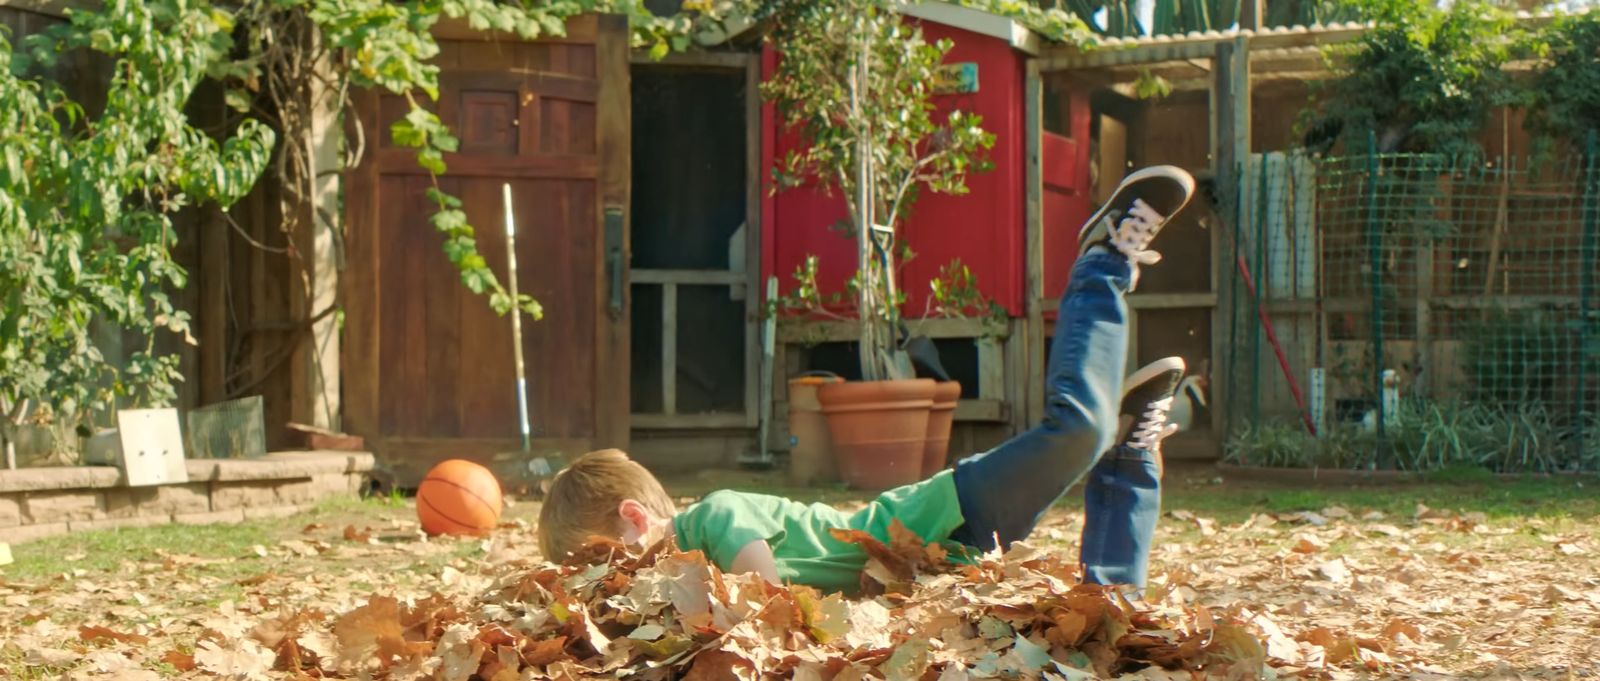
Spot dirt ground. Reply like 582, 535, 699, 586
1, 467, 1598, 679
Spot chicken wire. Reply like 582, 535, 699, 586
1220, 133, 1599, 471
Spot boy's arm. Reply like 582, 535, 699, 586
729, 539, 781, 585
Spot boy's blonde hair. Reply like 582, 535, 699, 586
537, 449, 677, 562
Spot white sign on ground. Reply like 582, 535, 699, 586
116, 409, 189, 487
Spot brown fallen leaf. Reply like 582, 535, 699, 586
682, 650, 755, 681
78, 624, 150, 646
235, 572, 276, 587
1382, 618, 1423, 643
1291, 535, 1327, 555
163, 650, 197, 672
343, 525, 374, 543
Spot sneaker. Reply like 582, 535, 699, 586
1116, 357, 1186, 455
1077, 166, 1197, 268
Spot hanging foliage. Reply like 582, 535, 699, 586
1524, 9, 1600, 149
1303, 0, 1525, 158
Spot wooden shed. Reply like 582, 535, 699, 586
760, 3, 1077, 458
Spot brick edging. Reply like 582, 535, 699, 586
0, 451, 371, 545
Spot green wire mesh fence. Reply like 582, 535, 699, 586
1221, 132, 1600, 472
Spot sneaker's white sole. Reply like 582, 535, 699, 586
1122, 356, 1187, 396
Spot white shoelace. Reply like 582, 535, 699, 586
1107, 199, 1166, 266
1129, 396, 1179, 452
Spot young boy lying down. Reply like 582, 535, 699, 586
538, 166, 1198, 595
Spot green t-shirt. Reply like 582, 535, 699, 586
671, 470, 966, 594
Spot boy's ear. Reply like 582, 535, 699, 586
617, 498, 649, 533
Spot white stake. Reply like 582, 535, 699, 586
503, 183, 531, 452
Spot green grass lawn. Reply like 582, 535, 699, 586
661, 463, 1600, 524
5, 464, 1594, 584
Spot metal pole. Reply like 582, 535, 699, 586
1226, 160, 1244, 439
1365, 131, 1386, 457
503, 183, 532, 452
1235, 251, 1318, 434
1580, 131, 1598, 462
1250, 158, 1268, 424
755, 276, 779, 466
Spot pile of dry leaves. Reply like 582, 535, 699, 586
191, 522, 1299, 680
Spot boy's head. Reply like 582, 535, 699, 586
537, 449, 677, 563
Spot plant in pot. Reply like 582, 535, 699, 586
762, 0, 995, 490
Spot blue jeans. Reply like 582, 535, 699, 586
948, 248, 1160, 586
1078, 447, 1161, 586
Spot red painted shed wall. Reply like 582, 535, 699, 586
761, 20, 1025, 318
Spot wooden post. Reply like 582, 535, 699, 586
662, 283, 678, 416
289, 33, 342, 430
744, 54, 763, 429
1024, 60, 1045, 430
595, 14, 632, 449
1213, 35, 1250, 434
1241, 0, 1263, 31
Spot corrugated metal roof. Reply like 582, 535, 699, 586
1040, 11, 1555, 71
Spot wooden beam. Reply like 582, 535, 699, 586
953, 399, 1007, 423
630, 50, 753, 69
1024, 59, 1045, 430
662, 283, 677, 416
630, 269, 746, 286
776, 317, 1008, 344
631, 413, 750, 430
1088, 88, 1142, 125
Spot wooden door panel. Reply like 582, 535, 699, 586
376, 174, 431, 437
347, 15, 629, 484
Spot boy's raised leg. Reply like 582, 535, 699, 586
949, 166, 1195, 552
1079, 358, 1186, 588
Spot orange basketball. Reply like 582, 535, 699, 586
416, 459, 503, 537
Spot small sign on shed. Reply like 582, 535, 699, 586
932, 62, 979, 94
116, 408, 189, 486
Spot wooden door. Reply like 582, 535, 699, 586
1040, 86, 1093, 318
345, 15, 630, 484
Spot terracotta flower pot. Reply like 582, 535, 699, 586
817, 378, 935, 491
921, 381, 961, 477
787, 373, 843, 485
